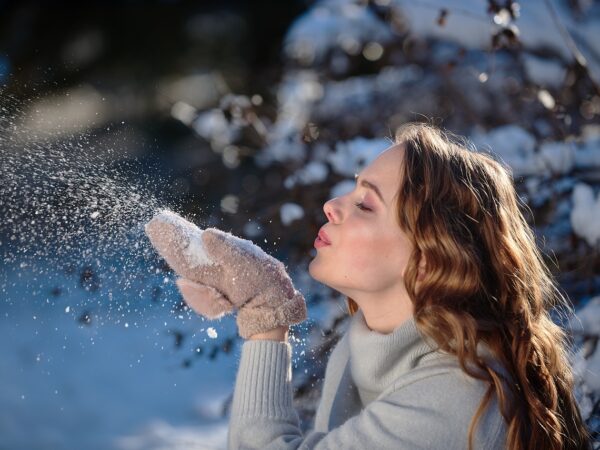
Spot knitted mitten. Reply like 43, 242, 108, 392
144, 210, 307, 339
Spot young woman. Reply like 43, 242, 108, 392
146, 122, 592, 449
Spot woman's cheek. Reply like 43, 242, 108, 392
348, 248, 377, 273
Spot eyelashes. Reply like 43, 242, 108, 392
354, 201, 372, 212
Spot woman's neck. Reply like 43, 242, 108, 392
356, 298, 414, 334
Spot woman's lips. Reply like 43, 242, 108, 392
314, 229, 331, 248
314, 235, 330, 248
318, 229, 331, 244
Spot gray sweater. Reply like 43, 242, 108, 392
227, 309, 511, 449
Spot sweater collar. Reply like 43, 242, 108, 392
347, 309, 439, 405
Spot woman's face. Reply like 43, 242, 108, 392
309, 144, 417, 299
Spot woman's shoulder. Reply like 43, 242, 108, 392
373, 363, 508, 450
383, 352, 509, 448
397, 342, 514, 392
392, 352, 494, 392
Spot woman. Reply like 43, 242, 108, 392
146, 122, 592, 449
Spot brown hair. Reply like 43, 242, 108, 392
346, 122, 591, 450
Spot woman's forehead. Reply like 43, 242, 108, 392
361, 146, 404, 201
368, 146, 403, 176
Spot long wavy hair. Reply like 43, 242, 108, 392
345, 122, 591, 450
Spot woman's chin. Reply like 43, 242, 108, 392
307, 259, 320, 280
308, 259, 329, 284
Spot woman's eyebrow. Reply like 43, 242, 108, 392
354, 173, 386, 205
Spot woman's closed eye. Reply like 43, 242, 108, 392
354, 201, 372, 212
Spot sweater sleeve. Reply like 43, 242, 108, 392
227, 340, 507, 450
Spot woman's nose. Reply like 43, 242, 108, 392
323, 199, 339, 223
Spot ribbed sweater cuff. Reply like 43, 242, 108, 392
231, 340, 295, 418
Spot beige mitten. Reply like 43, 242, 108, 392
145, 210, 307, 338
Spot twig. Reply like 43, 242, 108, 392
394, 0, 490, 23
543, 0, 587, 68
543, 0, 600, 96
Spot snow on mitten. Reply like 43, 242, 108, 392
145, 210, 307, 338
145, 210, 233, 319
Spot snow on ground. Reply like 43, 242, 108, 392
0, 257, 239, 450
0, 242, 320, 450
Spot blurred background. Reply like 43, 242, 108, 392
1, 0, 599, 448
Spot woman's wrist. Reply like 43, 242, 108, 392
248, 325, 289, 342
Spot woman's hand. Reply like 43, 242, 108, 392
145, 210, 307, 339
